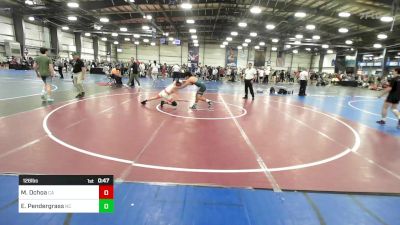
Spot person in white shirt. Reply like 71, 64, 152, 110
172, 64, 180, 81
139, 62, 145, 77
243, 63, 256, 100
212, 67, 218, 81
298, 69, 309, 96
258, 68, 264, 84
265, 67, 271, 84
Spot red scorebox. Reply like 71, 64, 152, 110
99, 185, 114, 199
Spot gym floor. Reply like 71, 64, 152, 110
0, 70, 399, 225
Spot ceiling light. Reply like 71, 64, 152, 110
312, 35, 320, 40
295, 12, 307, 18
350, 48, 354, 51
164, 32, 169, 36
338, 12, 351, 17
266, 24, 275, 30
28, 16, 34, 21
189, 29, 196, 33
306, 24, 315, 30
114, 41, 119, 45
250, 6, 262, 14
272, 38, 279, 43
345, 40, 353, 45
220, 45, 225, 48
134, 41, 139, 45
223, 41, 228, 45
322, 44, 329, 49
84, 33, 91, 37
226, 37, 233, 41
193, 40, 198, 43
191, 35, 197, 39
293, 49, 298, 54
237, 46, 243, 50
124, 38, 130, 41
146, 15, 152, 20
338, 28, 349, 33
67, 2, 79, 8
255, 46, 260, 49
117, 48, 122, 52
186, 19, 195, 24
25, 0, 34, 5
242, 43, 248, 47
271, 47, 278, 51
245, 39, 251, 43
181, 3, 192, 9
143, 39, 149, 43
94, 25, 102, 30
380, 16, 393, 22
111, 33, 118, 37
285, 44, 291, 48
133, 34, 140, 39
142, 25, 150, 30
259, 42, 265, 46
231, 31, 238, 36
100, 17, 109, 23
61, 26, 69, 30
305, 48, 311, 51
238, 22, 247, 27
294, 41, 301, 45
120, 27, 128, 32
327, 49, 333, 54
250, 32, 257, 37
194, 43, 199, 47
377, 33, 388, 39
373, 43, 382, 48
68, 16, 77, 21
151, 42, 156, 46
168, 37, 174, 41
101, 37, 107, 41
295, 34, 303, 39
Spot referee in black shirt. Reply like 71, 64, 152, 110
71, 52, 86, 98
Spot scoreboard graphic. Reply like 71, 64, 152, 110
18, 175, 114, 213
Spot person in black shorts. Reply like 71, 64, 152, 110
377, 68, 400, 128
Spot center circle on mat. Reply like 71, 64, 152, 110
156, 101, 247, 120
43, 93, 360, 173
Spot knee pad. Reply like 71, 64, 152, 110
171, 101, 177, 106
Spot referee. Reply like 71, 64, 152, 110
243, 63, 256, 100
298, 69, 309, 96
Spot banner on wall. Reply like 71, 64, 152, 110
226, 47, 238, 68
254, 48, 266, 67
276, 50, 285, 67
188, 43, 199, 71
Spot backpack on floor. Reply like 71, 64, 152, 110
278, 88, 288, 95
270, 87, 275, 95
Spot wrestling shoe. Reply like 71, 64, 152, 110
397, 120, 400, 129
141, 100, 147, 105
190, 104, 197, 109
207, 101, 213, 108
376, 120, 386, 125
160, 101, 165, 107
46, 98, 54, 102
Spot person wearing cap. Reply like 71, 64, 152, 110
33, 47, 55, 102
71, 52, 86, 98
